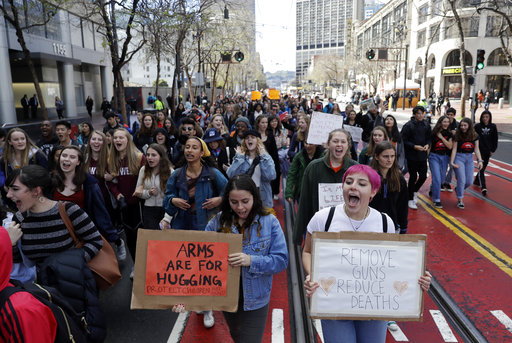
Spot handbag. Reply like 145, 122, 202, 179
58, 201, 122, 290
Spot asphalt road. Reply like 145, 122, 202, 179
100, 246, 178, 343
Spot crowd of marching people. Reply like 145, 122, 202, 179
0, 89, 499, 342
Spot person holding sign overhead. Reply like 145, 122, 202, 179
293, 129, 357, 245
302, 165, 431, 343
174, 175, 288, 343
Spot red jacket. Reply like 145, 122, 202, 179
0, 228, 57, 342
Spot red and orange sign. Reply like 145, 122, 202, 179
269, 89, 280, 100
251, 91, 262, 100
145, 240, 229, 296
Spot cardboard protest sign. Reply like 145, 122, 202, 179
307, 111, 344, 145
131, 229, 242, 312
318, 183, 344, 210
269, 89, 280, 100
343, 125, 363, 143
310, 231, 426, 321
251, 91, 262, 100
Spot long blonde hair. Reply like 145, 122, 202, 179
206, 114, 229, 135
85, 130, 109, 178
108, 129, 143, 176
2, 128, 42, 176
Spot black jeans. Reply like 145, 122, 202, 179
407, 159, 428, 200
474, 151, 491, 188
142, 205, 165, 231
223, 285, 269, 343
121, 203, 142, 261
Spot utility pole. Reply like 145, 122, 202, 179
402, 44, 408, 110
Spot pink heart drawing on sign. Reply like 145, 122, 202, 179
393, 281, 408, 296
319, 277, 336, 296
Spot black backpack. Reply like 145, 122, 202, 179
0, 279, 88, 343
324, 206, 388, 233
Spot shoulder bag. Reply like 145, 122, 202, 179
58, 201, 122, 290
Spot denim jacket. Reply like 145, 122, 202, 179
227, 153, 276, 208
205, 212, 288, 311
163, 165, 227, 230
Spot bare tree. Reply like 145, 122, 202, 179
447, 0, 471, 117
0, 0, 64, 119
477, 0, 512, 73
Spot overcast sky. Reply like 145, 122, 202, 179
255, 0, 296, 73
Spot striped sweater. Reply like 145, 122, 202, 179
14, 202, 102, 263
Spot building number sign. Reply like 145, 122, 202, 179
52, 43, 66, 56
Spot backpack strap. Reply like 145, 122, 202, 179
381, 212, 388, 233
324, 206, 336, 232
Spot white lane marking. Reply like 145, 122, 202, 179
314, 319, 324, 343
388, 324, 409, 341
491, 310, 512, 333
430, 310, 458, 342
272, 309, 285, 343
167, 311, 190, 343
490, 158, 512, 168
487, 162, 512, 175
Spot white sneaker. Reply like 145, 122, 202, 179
203, 310, 214, 328
129, 266, 134, 280
387, 321, 399, 331
408, 200, 418, 209
116, 239, 127, 261
413, 192, 418, 204
273, 195, 279, 200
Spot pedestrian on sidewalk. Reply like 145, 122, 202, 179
473, 110, 498, 195
55, 97, 64, 119
450, 118, 483, 209
400, 106, 431, 210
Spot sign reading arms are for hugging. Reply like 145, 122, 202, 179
310, 231, 426, 321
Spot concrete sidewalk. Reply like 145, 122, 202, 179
387, 101, 512, 138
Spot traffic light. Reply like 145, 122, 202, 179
234, 51, 244, 62
366, 49, 376, 60
476, 49, 486, 70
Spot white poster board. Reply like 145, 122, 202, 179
307, 111, 344, 145
310, 231, 426, 321
343, 125, 363, 143
318, 183, 344, 210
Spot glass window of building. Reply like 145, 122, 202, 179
45, 10, 61, 40
26, 0, 45, 37
418, 5, 429, 25
417, 29, 426, 48
488, 48, 507, 66
70, 14, 83, 48
83, 21, 95, 50
445, 49, 472, 67
430, 23, 440, 43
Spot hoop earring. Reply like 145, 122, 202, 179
38, 196, 45, 203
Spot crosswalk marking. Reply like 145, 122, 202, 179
271, 309, 284, 343
491, 310, 512, 333
430, 310, 458, 342
388, 325, 409, 341
167, 311, 189, 343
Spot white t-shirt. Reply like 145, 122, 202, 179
307, 205, 395, 234
248, 157, 262, 188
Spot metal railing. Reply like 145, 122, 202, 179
284, 199, 317, 343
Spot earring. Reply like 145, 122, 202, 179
38, 196, 45, 203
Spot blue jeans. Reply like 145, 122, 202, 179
454, 153, 474, 199
321, 320, 387, 343
429, 153, 449, 202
